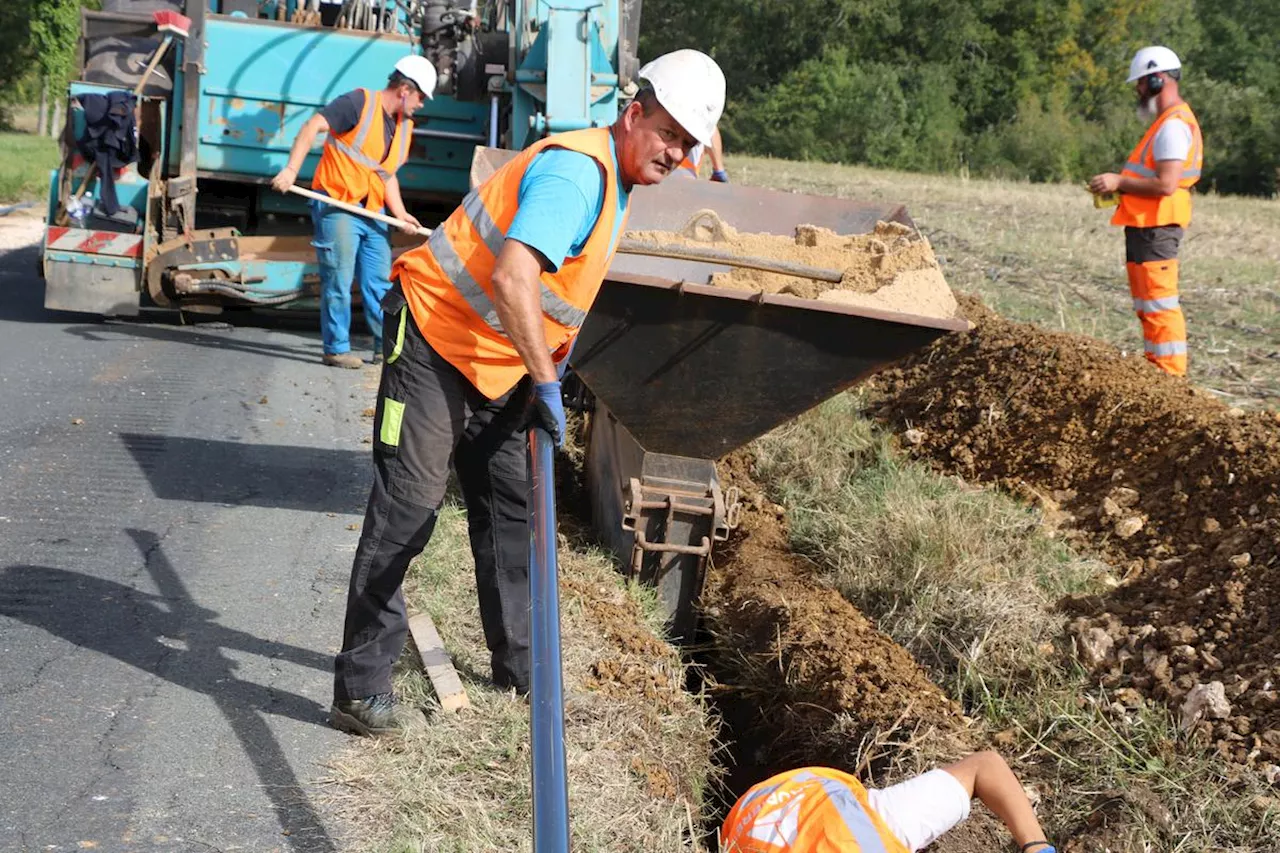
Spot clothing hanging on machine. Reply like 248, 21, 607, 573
76, 91, 138, 217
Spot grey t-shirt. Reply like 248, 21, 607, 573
1152, 118, 1193, 162
321, 89, 396, 161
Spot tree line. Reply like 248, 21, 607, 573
641, 0, 1280, 196
3, 1, 1275, 196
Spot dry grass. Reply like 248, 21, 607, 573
753, 391, 1105, 691
730, 155, 1280, 408
323, 499, 717, 853
748, 392, 1280, 851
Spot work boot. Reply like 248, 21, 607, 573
492, 667, 530, 698
322, 352, 363, 369
329, 693, 427, 737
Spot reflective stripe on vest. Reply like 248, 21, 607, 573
312, 89, 413, 211
1121, 106, 1202, 183
426, 190, 589, 334
1146, 340, 1188, 356
678, 142, 705, 176
393, 127, 629, 399
722, 768, 908, 853
1113, 103, 1202, 229
804, 772, 891, 853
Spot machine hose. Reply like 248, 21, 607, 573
179, 281, 308, 306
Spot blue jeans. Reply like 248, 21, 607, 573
310, 201, 393, 356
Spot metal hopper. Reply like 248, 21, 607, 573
471, 148, 969, 638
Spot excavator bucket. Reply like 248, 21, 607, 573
472, 147, 968, 637
591, 181, 966, 459
471, 145, 966, 458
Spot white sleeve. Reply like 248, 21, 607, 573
865, 769, 972, 852
1152, 119, 1193, 162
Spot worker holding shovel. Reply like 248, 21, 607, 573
327, 49, 727, 737
270, 55, 436, 368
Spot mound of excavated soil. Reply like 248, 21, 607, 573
871, 294, 1280, 766
704, 452, 970, 774
624, 220, 959, 320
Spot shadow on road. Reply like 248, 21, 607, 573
64, 318, 329, 367
0, 529, 341, 852
0, 244, 101, 325
120, 433, 370, 514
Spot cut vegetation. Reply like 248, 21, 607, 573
324, 159, 1280, 853
324, 500, 717, 853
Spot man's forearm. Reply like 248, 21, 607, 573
384, 177, 408, 219
285, 122, 323, 173
709, 130, 726, 170
1118, 171, 1178, 198
945, 752, 1049, 850
491, 244, 558, 384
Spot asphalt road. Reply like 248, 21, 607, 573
0, 217, 378, 852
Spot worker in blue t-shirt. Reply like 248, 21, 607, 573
329, 50, 728, 737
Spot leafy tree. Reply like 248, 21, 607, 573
29, 0, 84, 87
642, 0, 1278, 194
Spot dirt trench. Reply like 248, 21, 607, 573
690, 451, 1024, 852
871, 293, 1280, 767
555, 427, 1011, 850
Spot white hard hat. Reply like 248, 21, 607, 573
1127, 46, 1181, 83
394, 54, 437, 99
637, 49, 725, 146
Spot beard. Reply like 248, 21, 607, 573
1137, 95, 1160, 122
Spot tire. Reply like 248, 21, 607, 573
83, 36, 174, 97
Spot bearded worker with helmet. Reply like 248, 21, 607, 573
1089, 45, 1203, 377
271, 56, 437, 368
327, 50, 727, 736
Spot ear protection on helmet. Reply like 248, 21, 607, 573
1145, 73, 1164, 94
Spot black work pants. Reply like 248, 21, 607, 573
333, 286, 532, 701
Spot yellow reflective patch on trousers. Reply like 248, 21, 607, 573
380, 398, 405, 447
387, 308, 408, 365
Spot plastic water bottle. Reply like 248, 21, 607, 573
66, 193, 92, 227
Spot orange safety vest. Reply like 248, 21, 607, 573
1112, 102, 1202, 229
722, 767, 911, 853
312, 88, 413, 212
394, 127, 630, 399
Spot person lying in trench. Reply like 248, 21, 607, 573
720, 750, 1056, 853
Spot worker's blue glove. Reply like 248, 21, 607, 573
530, 381, 566, 448
711, 169, 729, 183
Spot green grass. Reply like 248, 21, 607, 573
749, 392, 1280, 851
0, 131, 57, 204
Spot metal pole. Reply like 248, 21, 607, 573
528, 427, 569, 853
489, 94, 500, 148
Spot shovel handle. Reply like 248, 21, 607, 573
528, 426, 569, 852
616, 239, 844, 284
286, 185, 432, 237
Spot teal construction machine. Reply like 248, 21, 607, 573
38, 0, 966, 640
